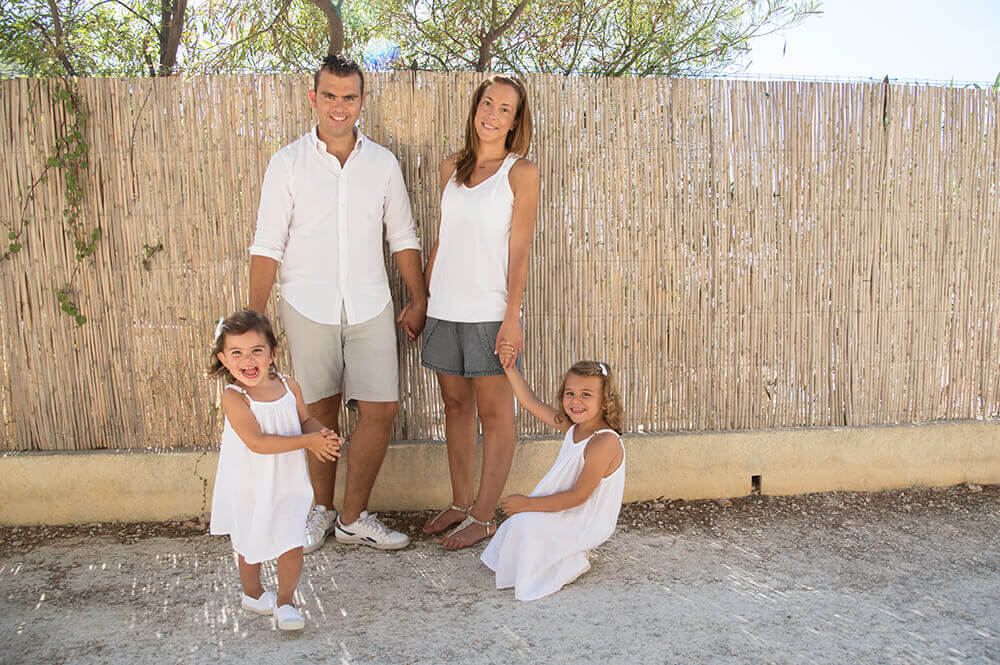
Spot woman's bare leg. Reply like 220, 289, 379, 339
440, 374, 515, 549
425, 372, 478, 534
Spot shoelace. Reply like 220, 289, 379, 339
305, 509, 329, 536
360, 514, 389, 535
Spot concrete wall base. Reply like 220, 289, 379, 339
2, 421, 998, 525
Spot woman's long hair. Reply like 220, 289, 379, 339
453, 75, 533, 187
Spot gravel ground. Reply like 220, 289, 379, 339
1, 483, 998, 664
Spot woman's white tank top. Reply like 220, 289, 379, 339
427, 153, 521, 322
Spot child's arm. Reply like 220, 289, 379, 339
286, 377, 340, 435
501, 432, 622, 514
498, 347, 570, 432
221, 389, 340, 461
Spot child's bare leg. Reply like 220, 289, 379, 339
276, 547, 303, 607
237, 554, 265, 598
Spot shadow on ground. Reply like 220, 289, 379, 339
1, 485, 998, 664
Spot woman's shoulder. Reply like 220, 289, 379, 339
508, 157, 539, 187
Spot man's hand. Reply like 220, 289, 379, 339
397, 299, 427, 341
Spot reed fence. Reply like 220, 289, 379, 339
1, 73, 998, 451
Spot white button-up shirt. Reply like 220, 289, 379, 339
249, 129, 421, 325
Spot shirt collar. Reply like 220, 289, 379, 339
311, 126, 365, 157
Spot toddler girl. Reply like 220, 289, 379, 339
208, 310, 342, 630
481, 351, 626, 601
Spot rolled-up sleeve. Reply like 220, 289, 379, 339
382, 157, 421, 254
249, 151, 292, 262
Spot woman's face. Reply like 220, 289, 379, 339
473, 82, 521, 145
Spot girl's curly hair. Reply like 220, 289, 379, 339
208, 310, 279, 383
553, 360, 624, 434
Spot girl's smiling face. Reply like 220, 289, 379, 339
216, 330, 274, 386
562, 374, 605, 425
474, 82, 520, 143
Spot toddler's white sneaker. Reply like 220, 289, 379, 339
334, 511, 410, 550
303, 505, 337, 554
275, 603, 305, 631
240, 590, 276, 615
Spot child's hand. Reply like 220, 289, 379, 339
306, 431, 341, 462
497, 342, 517, 370
320, 428, 344, 445
501, 494, 532, 515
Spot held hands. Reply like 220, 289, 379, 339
494, 317, 522, 369
501, 494, 532, 515
306, 428, 343, 462
397, 300, 428, 341
497, 342, 518, 371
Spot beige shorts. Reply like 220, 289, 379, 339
278, 299, 399, 405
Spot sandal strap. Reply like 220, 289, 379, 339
460, 513, 496, 535
431, 503, 471, 522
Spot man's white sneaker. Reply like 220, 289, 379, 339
303, 506, 337, 554
334, 511, 410, 550
275, 603, 305, 631
241, 590, 276, 615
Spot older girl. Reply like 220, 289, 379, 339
421, 76, 540, 549
482, 357, 626, 601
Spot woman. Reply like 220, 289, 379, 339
421, 75, 540, 550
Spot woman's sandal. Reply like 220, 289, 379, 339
422, 503, 472, 535
439, 514, 496, 550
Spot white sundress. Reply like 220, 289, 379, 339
209, 375, 313, 564
481, 426, 626, 601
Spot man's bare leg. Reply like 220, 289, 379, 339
339, 400, 397, 524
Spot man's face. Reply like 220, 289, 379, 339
309, 70, 364, 143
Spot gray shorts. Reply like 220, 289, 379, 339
420, 317, 521, 378
278, 299, 399, 405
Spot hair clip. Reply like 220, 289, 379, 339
213, 317, 225, 342
598, 362, 608, 376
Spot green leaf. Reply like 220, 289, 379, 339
8, 232, 16, 240
75, 315, 87, 326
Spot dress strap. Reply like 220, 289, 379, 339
593, 428, 625, 454
498, 152, 521, 176
225, 384, 249, 397
276, 373, 290, 389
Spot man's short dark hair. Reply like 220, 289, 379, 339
314, 54, 365, 95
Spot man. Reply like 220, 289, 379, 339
249, 54, 427, 552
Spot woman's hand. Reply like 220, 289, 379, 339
497, 341, 518, 370
305, 430, 342, 462
396, 299, 427, 340
501, 493, 532, 515
495, 316, 522, 369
